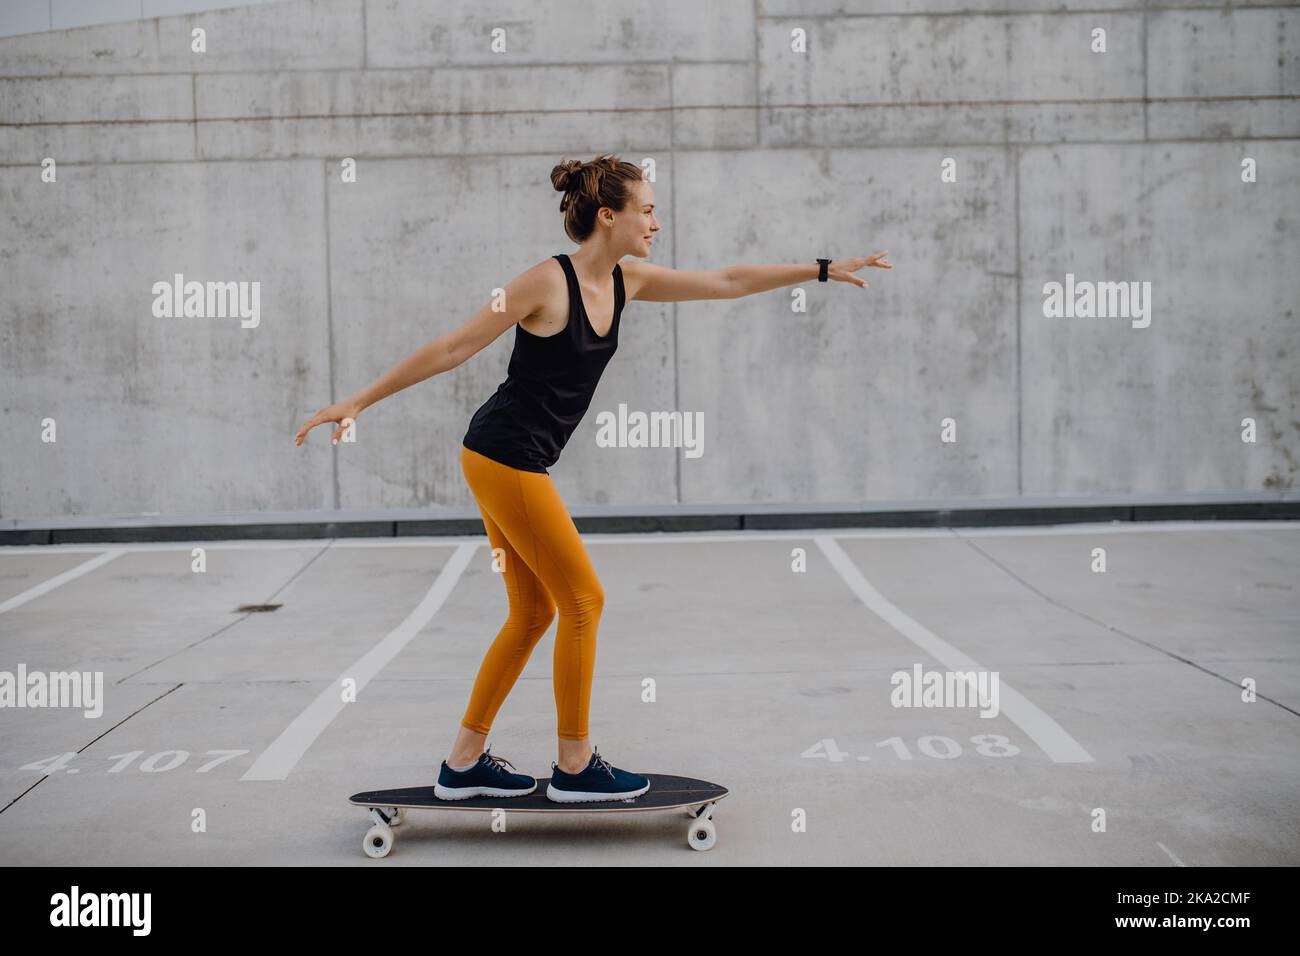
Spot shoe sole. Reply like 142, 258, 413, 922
434, 782, 538, 800
545, 781, 651, 803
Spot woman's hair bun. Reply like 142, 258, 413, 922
551, 159, 585, 194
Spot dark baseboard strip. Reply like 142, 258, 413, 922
1, 500, 1297, 546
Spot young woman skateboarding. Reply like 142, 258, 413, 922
294, 153, 889, 802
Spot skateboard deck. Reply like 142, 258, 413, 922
349, 773, 728, 857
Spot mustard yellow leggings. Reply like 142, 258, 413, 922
458, 445, 604, 741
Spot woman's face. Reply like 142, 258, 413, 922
612, 180, 660, 257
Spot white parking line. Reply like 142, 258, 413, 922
814, 535, 1094, 764
240, 541, 479, 782
0, 549, 126, 615
1157, 842, 1187, 866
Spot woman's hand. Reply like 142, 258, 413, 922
829, 251, 891, 288
294, 399, 364, 446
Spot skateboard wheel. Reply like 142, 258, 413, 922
387, 808, 405, 827
687, 817, 716, 851
364, 824, 394, 859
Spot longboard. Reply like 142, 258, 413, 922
349, 773, 729, 857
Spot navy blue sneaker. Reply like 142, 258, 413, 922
434, 745, 537, 800
546, 746, 650, 803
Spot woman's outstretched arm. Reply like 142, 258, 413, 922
293, 260, 552, 446
623, 252, 890, 303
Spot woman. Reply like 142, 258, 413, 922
294, 153, 890, 802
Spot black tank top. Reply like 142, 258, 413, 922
462, 254, 624, 473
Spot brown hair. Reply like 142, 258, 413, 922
550, 154, 645, 243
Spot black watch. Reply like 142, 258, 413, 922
817, 258, 830, 282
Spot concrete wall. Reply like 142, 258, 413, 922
0, 0, 1297, 521
0, 1, 290, 39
